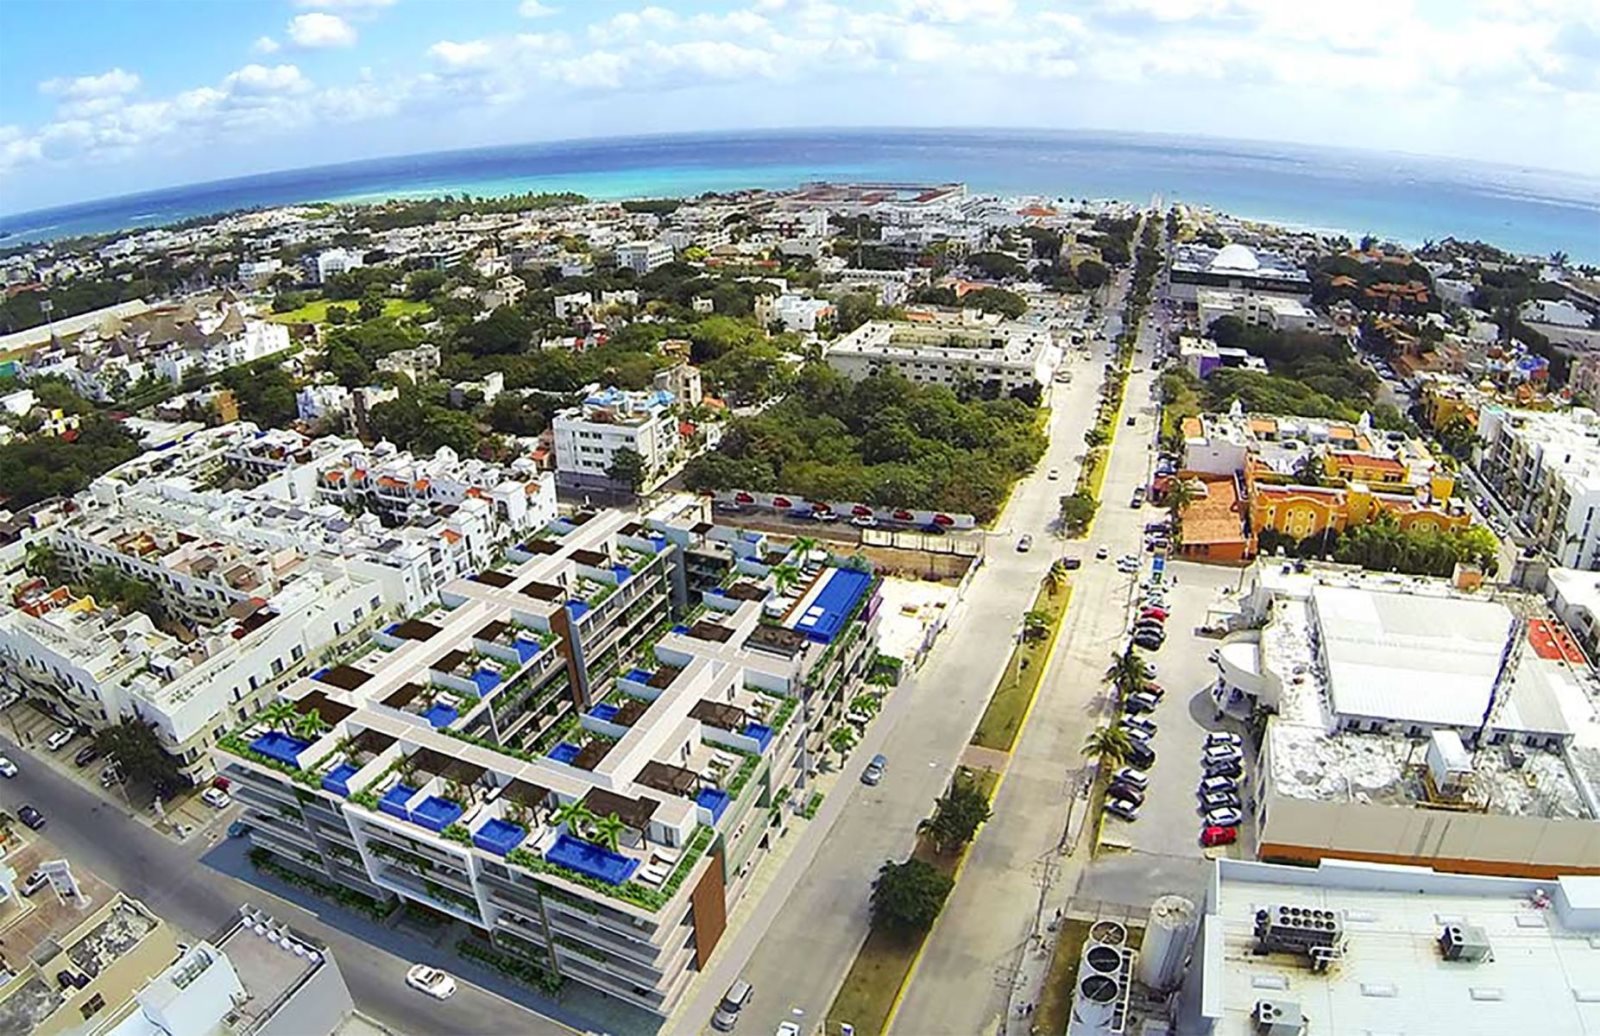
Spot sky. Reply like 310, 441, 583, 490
1, 0, 1597, 215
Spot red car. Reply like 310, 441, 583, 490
1141, 606, 1169, 621
1201, 824, 1238, 847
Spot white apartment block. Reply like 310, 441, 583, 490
553, 387, 683, 492
1476, 406, 1600, 569
554, 291, 594, 322
756, 293, 835, 332
615, 240, 674, 275
1196, 288, 1319, 334
237, 257, 284, 288
300, 248, 366, 285
824, 317, 1056, 394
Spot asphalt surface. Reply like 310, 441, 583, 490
0, 736, 576, 1036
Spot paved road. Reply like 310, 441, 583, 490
890, 261, 1171, 1036
0, 737, 577, 1036
672, 300, 1116, 1035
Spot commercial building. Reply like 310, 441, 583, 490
755, 294, 835, 333
552, 387, 684, 493
1166, 243, 1312, 307
1476, 406, 1600, 569
1179, 857, 1600, 1036
824, 316, 1055, 395
1195, 288, 1319, 334
1212, 562, 1600, 879
614, 240, 674, 276
213, 509, 881, 1019
300, 249, 365, 285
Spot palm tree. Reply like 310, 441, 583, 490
792, 535, 819, 562
590, 812, 626, 852
292, 708, 329, 742
1105, 647, 1151, 697
551, 799, 596, 837
771, 563, 800, 595
1044, 560, 1068, 596
849, 693, 882, 718
1165, 477, 1198, 521
828, 725, 858, 762
258, 700, 298, 733
1082, 725, 1134, 774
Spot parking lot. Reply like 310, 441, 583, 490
1100, 559, 1256, 861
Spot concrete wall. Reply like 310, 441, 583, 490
255, 948, 354, 1036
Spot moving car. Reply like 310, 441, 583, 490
45, 727, 73, 752
1200, 824, 1238, 847
1201, 790, 1241, 812
0, 756, 16, 779
201, 787, 232, 810
1095, 546, 1110, 560
1061, 556, 1082, 570
1112, 767, 1149, 791
18, 805, 45, 829
1205, 807, 1244, 828
711, 979, 753, 1031
1017, 534, 1033, 552
861, 753, 887, 786
405, 964, 456, 1000
1199, 775, 1238, 795
1104, 797, 1140, 821
1048, 468, 1060, 480
1117, 557, 1141, 574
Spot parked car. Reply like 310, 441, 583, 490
100, 765, 124, 788
1112, 767, 1149, 790
1104, 797, 1140, 821
861, 754, 887, 785
1146, 538, 1170, 552
201, 788, 232, 810
227, 819, 253, 839
1119, 716, 1157, 738
777, 1023, 802, 1036
851, 515, 877, 528
405, 964, 456, 1000
1108, 783, 1146, 806
1205, 807, 1244, 828
1203, 759, 1243, 779
1204, 731, 1243, 749
1202, 743, 1243, 765
1129, 497, 1144, 509
1144, 521, 1170, 534
1017, 534, 1033, 552
1124, 691, 1161, 714
1201, 791, 1242, 812
74, 745, 101, 768
1127, 742, 1156, 769
45, 727, 73, 752
1140, 682, 1165, 699
1095, 545, 1110, 560
1200, 824, 1238, 847
1132, 631, 1165, 650
1199, 775, 1239, 795
0, 756, 16, 779
1133, 619, 1165, 635
1140, 606, 1169, 621
1126, 416, 1136, 427
20, 870, 50, 897
1061, 556, 1082, 570
18, 805, 45, 829
712, 979, 754, 1031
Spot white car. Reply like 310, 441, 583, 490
201, 787, 232, 809
0, 756, 16, 778
1047, 468, 1061, 480
1205, 807, 1244, 828
45, 727, 73, 752
776, 1024, 801, 1036
406, 964, 456, 1000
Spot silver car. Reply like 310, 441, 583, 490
862, 753, 887, 785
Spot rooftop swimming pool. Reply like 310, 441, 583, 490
545, 833, 639, 885
249, 731, 311, 767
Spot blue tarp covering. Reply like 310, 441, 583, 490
548, 742, 581, 765
742, 722, 774, 753
590, 703, 620, 722
473, 819, 527, 856
696, 787, 731, 822
380, 783, 417, 819
422, 703, 458, 729
791, 568, 872, 644
545, 834, 639, 885
249, 731, 310, 768
472, 669, 502, 695
411, 795, 464, 832
320, 761, 359, 796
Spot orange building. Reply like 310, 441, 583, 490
1170, 474, 1253, 564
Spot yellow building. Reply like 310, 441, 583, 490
1419, 376, 1483, 433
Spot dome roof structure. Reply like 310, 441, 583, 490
1209, 243, 1261, 272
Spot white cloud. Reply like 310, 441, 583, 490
291, 0, 393, 8
253, 36, 281, 55
287, 12, 358, 49
519, 0, 557, 16
223, 64, 312, 96
39, 68, 141, 99
901, 0, 1015, 23
428, 39, 496, 71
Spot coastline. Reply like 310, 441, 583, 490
3, 128, 1596, 261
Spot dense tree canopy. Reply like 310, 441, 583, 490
0, 414, 141, 507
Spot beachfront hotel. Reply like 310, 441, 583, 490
211, 507, 882, 1016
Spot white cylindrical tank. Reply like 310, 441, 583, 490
1137, 895, 1198, 992
1069, 974, 1121, 1036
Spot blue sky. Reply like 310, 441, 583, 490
2, 0, 1597, 214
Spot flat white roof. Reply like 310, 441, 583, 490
1312, 583, 1514, 728
1207, 859, 1600, 1036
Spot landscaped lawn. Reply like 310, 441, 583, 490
970, 582, 1072, 751
268, 297, 431, 325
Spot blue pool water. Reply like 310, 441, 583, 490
696, 787, 731, 823
472, 669, 502, 695
742, 723, 774, 753
321, 762, 360, 796
422, 703, 458, 729
380, 783, 417, 820
512, 635, 544, 663
411, 795, 464, 833
249, 731, 311, 768
625, 668, 654, 684
793, 568, 872, 644
590, 703, 620, 722
545, 834, 639, 885
548, 743, 581, 765
473, 818, 527, 856
566, 600, 591, 620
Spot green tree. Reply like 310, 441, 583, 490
1058, 492, 1098, 535
827, 725, 858, 762
1022, 609, 1052, 642
93, 719, 189, 795
357, 290, 385, 322
771, 563, 800, 595
1106, 647, 1151, 697
293, 709, 330, 742
1082, 725, 1134, 773
258, 699, 299, 732
871, 857, 955, 933
590, 812, 626, 852
552, 800, 597, 836
607, 447, 647, 492
917, 778, 993, 854
1293, 453, 1326, 487
1075, 260, 1110, 289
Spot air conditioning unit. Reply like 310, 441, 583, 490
1439, 923, 1493, 962
1252, 998, 1305, 1036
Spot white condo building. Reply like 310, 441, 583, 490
1476, 406, 1600, 569
553, 387, 683, 492
824, 317, 1056, 394
615, 240, 674, 275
